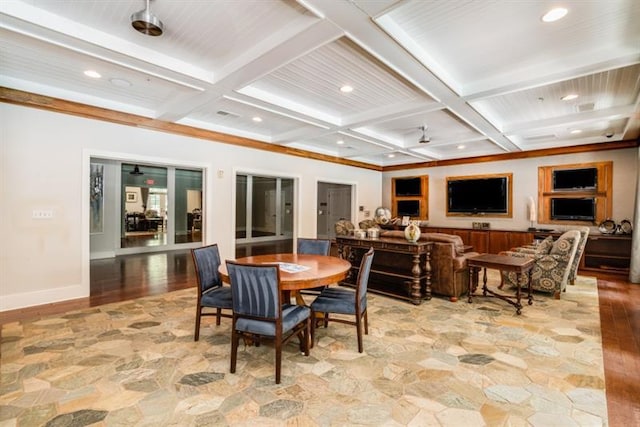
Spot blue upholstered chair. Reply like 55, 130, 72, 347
297, 238, 331, 294
226, 261, 311, 384
310, 247, 374, 353
191, 244, 233, 341
297, 237, 331, 256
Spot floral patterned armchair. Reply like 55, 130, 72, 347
499, 229, 581, 299
509, 227, 589, 286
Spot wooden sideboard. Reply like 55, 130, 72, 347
335, 236, 433, 305
531, 230, 632, 275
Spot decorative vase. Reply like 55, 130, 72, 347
404, 221, 421, 243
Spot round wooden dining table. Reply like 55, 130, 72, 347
218, 253, 351, 292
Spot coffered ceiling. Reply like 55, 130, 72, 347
1, 0, 639, 167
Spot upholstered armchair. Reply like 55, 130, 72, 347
311, 247, 374, 353
226, 261, 311, 384
191, 244, 233, 341
511, 227, 589, 286
500, 230, 581, 299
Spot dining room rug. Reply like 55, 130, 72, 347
0, 272, 607, 426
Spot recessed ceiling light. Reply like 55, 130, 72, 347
457, 145, 465, 150
252, 116, 262, 122
340, 85, 353, 93
570, 129, 582, 134
561, 93, 579, 101
109, 78, 132, 87
542, 7, 568, 23
336, 139, 345, 145
84, 70, 101, 79
387, 153, 395, 158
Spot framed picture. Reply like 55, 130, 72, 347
401, 216, 410, 226
90, 163, 104, 234
126, 192, 137, 202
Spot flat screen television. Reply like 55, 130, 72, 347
396, 200, 420, 217
552, 168, 597, 191
447, 176, 508, 214
394, 177, 422, 196
550, 198, 596, 221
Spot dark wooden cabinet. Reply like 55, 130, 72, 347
336, 236, 433, 305
533, 231, 632, 275
582, 235, 632, 273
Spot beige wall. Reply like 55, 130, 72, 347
0, 104, 382, 311
2, 103, 637, 311
382, 149, 638, 233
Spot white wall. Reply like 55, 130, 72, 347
382, 149, 638, 233
0, 104, 381, 311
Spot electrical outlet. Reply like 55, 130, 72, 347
32, 209, 53, 219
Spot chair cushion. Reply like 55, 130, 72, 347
201, 286, 233, 309
535, 236, 554, 254
311, 290, 357, 315
550, 233, 578, 256
235, 304, 310, 336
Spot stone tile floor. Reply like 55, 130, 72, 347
1, 272, 607, 426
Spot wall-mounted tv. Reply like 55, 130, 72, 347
552, 167, 597, 191
394, 177, 422, 196
447, 176, 509, 215
550, 197, 596, 221
396, 200, 421, 217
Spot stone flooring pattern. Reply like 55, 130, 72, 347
1, 273, 607, 426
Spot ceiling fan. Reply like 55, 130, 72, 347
418, 126, 430, 144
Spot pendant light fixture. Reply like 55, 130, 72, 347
131, 0, 164, 37
418, 125, 430, 144
130, 165, 144, 175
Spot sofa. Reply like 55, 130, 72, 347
380, 230, 479, 301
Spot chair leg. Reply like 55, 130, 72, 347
230, 329, 239, 374
194, 308, 201, 341
275, 340, 282, 384
215, 308, 221, 326
554, 290, 561, 299
363, 310, 369, 335
310, 310, 317, 348
304, 319, 310, 356
356, 314, 363, 353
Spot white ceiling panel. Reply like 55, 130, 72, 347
1, 0, 638, 167
239, 37, 434, 124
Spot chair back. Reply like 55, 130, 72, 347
226, 261, 281, 320
550, 230, 581, 289
191, 244, 222, 294
568, 226, 590, 281
356, 247, 375, 308
297, 238, 331, 256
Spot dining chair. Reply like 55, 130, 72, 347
191, 244, 233, 341
310, 247, 374, 353
226, 261, 311, 384
297, 238, 331, 295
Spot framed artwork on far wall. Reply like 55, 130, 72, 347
126, 192, 137, 202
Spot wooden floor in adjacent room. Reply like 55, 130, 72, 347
1, 248, 638, 426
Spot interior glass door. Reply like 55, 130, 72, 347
121, 164, 168, 248
236, 174, 294, 256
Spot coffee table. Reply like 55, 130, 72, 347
467, 253, 535, 315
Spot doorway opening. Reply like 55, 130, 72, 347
235, 174, 295, 257
317, 182, 353, 239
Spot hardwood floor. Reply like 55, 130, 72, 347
1, 249, 638, 426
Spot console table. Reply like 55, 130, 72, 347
335, 236, 433, 305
